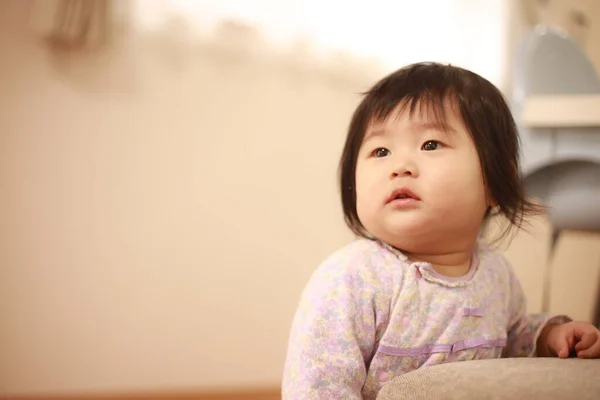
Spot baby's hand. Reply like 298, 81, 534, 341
544, 321, 600, 359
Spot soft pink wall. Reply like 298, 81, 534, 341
0, 1, 359, 395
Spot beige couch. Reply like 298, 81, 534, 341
376, 358, 600, 400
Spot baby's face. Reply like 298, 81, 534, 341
354, 100, 489, 254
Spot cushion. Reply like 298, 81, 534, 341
376, 358, 600, 400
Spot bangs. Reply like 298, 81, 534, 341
362, 73, 462, 136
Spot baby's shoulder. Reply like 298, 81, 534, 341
476, 242, 518, 283
311, 238, 405, 288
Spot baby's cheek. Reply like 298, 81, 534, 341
355, 178, 383, 215
356, 195, 378, 226
433, 168, 486, 208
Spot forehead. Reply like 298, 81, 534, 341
365, 97, 465, 139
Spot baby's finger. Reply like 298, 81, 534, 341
577, 334, 600, 358
553, 334, 571, 358
567, 332, 574, 350
574, 331, 598, 351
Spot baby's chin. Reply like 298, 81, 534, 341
379, 234, 430, 252
365, 221, 434, 250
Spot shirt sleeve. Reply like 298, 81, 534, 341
282, 255, 380, 399
503, 262, 571, 357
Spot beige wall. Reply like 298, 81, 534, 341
0, 1, 362, 395
1, 0, 598, 397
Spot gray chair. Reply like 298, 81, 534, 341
510, 25, 600, 233
510, 25, 600, 323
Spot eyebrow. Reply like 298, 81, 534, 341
365, 121, 457, 140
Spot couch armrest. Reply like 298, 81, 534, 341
376, 358, 600, 400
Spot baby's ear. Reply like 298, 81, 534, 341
485, 193, 497, 208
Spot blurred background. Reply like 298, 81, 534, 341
1, 0, 599, 399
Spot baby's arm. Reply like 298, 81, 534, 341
282, 256, 379, 399
503, 262, 570, 357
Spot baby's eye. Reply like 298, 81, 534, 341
421, 140, 442, 151
371, 148, 391, 158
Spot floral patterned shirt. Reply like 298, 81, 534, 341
282, 238, 562, 399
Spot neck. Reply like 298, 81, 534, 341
404, 246, 475, 278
